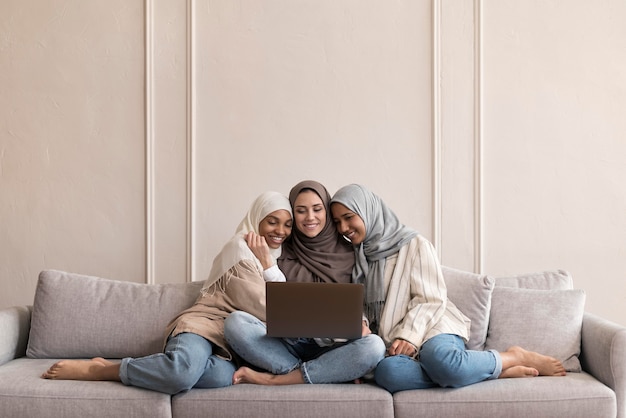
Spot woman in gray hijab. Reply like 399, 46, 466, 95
331, 184, 566, 393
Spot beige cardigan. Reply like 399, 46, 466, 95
164, 258, 266, 361
377, 235, 471, 352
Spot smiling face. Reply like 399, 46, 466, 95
330, 202, 366, 245
258, 209, 293, 249
293, 189, 326, 238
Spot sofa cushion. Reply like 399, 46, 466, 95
0, 358, 172, 418
485, 286, 586, 372
442, 266, 495, 351
392, 372, 616, 418
172, 383, 394, 418
0, 306, 31, 365
494, 269, 573, 290
27, 270, 203, 359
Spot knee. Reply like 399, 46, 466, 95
224, 311, 252, 341
374, 357, 395, 387
420, 344, 466, 388
155, 354, 200, 394
224, 310, 249, 328
362, 334, 386, 362
351, 335, 386, 371
163, 373, 197, 394
374, 356, 406, 393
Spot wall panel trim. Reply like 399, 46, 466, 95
473, 0, 484, 274
145, 0, 155, 285
432, 0, 442, 259
186, 0, 197, 283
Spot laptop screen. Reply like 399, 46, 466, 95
265, 282, 364, 339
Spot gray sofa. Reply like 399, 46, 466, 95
1, 268, 624, 418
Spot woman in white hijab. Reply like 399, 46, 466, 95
42, 191, 292, 394
331, 184, 566, 393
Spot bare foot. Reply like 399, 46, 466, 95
501, 346, 566, 376
499, 365, 539, 379
232, 366, 305, 386
41, 357, 119, 381
233, 366, 273, 385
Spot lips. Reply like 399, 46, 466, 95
343, 231, 355, 242
267, 235, 285, 246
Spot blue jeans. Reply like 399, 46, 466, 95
374, 333, 501, 393
119, 332, 235, 394
224, 311, 386, 384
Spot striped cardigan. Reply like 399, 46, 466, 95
376, 235, 471, 353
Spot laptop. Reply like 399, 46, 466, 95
265, 282, 364, 339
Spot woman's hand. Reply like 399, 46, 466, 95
361, 321, 372, 337
245, 231, 273, 270
388, 338, 418, 357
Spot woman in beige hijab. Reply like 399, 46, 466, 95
42, 191, 292, 394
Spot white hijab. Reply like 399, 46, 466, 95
202, 191, 292, 293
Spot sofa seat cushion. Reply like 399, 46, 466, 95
27, 270, 203, 359
0, 358, 172, 418
392, 373, 615, 418
172, 383, 394, 418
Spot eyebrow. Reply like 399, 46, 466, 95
295, 203, 324, 209
335, 210, 353, 218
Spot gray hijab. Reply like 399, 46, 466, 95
331, 184, 417, 333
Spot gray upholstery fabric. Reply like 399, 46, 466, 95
0, 358, 172, 418
0, 306, 31, 366
494, 269, 573, 290
485, 287, 585, 372
1, 268, 622, 418
392, 372, 616, 418
442, 266, 495, 350
581, 312, 626, 418
27, 270, 203, 359
172, 383, 394, 418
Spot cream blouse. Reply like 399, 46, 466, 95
377, 235, 471, 352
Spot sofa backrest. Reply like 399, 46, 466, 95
442, 267, 576, 353
485, 269, 584, 372
441, 266, 494, 351
27, 270, 203, 359
25, 268, 578, 362
492, 269, 573, 290
0, 306, 31, 364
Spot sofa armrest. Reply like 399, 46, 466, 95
580, 312, 626, 418
0, 306, 32, 366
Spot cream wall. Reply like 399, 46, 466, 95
1, 1, 624, 326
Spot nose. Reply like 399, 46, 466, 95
336, 220, 347, 234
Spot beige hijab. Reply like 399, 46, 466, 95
202, 191, 292, 293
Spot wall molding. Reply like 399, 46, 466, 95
145, 0, 155, 285
473, 0, 484, 274
186, 0, 197, 283
432, 0, 443, 260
